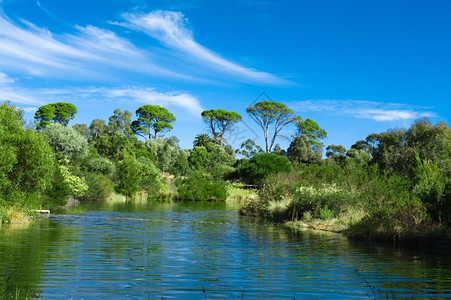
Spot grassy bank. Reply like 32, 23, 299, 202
0, 206, 35, 226
239, 164, 451, 241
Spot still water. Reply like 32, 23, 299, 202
1, 201, 450, 299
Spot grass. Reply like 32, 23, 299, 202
0, 206, 33, 226
226, 183, 257, 203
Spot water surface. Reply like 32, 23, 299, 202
1, 201, 450, 299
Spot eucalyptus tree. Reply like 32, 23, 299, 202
235, 139, 263, 158
72, 123, 90, 139
89, 119, 108, 141
326, 144, 347, 165
201, 109, 242, 146
108, 108, 133, 139
35, 102, 77, 129
132, 105, 176, 140
295, 119, 327, 150
246, 100, 295, 153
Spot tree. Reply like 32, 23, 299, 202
132, 105, 176, 140
35, 102, 77, 129
43, 123, 89, 163
287, 135, 314, 164
235, 139, 263, 158
72, 123, 90, 139
108, 109, 133, 138
193, 133, 212, 147
295, 119, 327, 151
201, 109, 242, 146
89, 119, 108, 141
326, 144, 347, 165
239, 153, 292, 185
0, 102, 56, 207
115, 150, 142, 199
246, 100, 295, 153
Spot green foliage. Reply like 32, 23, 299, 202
295, 118, 327, 146
115, 150, 142, 198
35, 102, 77, 129
44, 123, 89, 162
132, 105, 176, 140
246, 100, 295, 153
319, 205, 332, 220
239, 153, 292, 185
146, 138, 181, 173
176, 172, 228, 201
89, 119, 108, 141
201, 109, 242, 146
138, 156, 164, 197
83, 156, 116, 175
171, 150, 190, 176
326, 144, 347, 165
413, 153, 450, 225
108, 108, 133, 138
0, 102, 56, 208
193, 133, 212, 147
287, 135, 320, 164
81, 173, 114, 201
72, 123, 90, 139
235, 138, 263, 158
188, 143, 236, 179
59, 165, 88, 198
93, 132, 130, 159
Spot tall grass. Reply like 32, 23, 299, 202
240, 164, 432, 240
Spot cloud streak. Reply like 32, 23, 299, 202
0, 83, 203, 116
116, 10, 288, 84
0, 10, 191, 80
291, 99, 437, 122
0, 7, 285, 85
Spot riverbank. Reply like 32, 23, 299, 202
0, 206, 34, 226
239, 184, 451, 242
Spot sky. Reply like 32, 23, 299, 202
0, 0, 450, 151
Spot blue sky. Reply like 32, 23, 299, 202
0, 0, 450, 151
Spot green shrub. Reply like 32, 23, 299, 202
83, 157, 116, 175
319, 205, 332, 220
176, 172, 228, 201
80, 173, 114, 201
138, 156, 164, 197
239, 153, 292, 185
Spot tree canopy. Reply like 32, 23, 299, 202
246, 100, 295, 153
132, 105, 176, 140
201, 109, 242, 146
35, 102, 77, 130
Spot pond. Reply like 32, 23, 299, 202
1, 201, 451, 299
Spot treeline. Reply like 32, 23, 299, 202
1, 100, 450, 240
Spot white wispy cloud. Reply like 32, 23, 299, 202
0, 83, 202, 116
0, 11, 193, 80
291, 99, 437, 122
102, 87, 203, 115
115, 10, 288, 84
0, 72, 14, 84
0, 7, 284, 85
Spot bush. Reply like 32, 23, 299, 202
138, 156, 164, 197
43, 123, 88, 162
176, 172, 228, 201
83, 156, 116, 175
239, 153, 292, 185
80, 173, 114, 201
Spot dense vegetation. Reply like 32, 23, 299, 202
1, 100, 450, 241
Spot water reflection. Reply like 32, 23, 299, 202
0, 201, 450, 299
